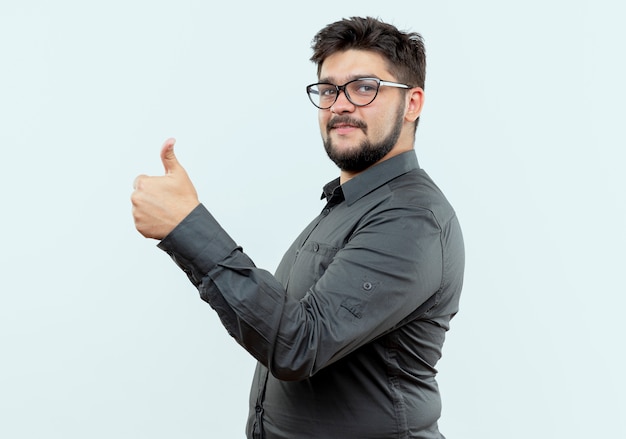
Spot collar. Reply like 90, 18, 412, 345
321, 150, 420, 206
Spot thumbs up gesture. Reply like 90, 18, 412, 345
132, 138, 200, 239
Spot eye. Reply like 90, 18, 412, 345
351, 80, 379, 96
357, 84, 376, 93
319, 86, 337, 97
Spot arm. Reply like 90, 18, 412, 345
133, 140, 445, 381
158, 202, 444, 381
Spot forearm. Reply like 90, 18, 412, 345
158, 204, 240, 286
157, 204, 287, 366
157, 203, 448, 382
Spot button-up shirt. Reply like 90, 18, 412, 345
158, 150, 465, 439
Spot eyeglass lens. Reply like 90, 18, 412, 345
308, 79, 380, 109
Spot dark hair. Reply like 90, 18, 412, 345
310, 16, 426, 90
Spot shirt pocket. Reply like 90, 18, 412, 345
286, 240, 339, 299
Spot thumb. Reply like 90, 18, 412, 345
160, 138, 181, 174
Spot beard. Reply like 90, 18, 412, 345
323, 105, 404, 173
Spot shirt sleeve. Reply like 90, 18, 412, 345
158, 202, 446, 381
268, 202, 445, 379
158, 204, 288, 366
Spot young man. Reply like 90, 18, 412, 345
132, 16, 464, 439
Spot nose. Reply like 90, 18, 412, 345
330, 89, 355, 114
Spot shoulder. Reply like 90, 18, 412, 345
383, 168, 458, 227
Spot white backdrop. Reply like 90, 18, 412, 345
1, 1, 625, 438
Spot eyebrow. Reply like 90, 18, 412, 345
318, 74, 380, 84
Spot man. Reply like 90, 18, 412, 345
132, 16, 464, 439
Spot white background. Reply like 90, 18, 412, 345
1, 1, 625, 437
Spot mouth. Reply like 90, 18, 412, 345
332, 124, 359, 135
328, 118, 366, 135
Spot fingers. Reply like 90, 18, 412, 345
132, 137, 199, 240
160, 137, 179, 174
133, 174, 147, 190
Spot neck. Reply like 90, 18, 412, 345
339, 140, 414, 185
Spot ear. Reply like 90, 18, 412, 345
404, 87, 425, 123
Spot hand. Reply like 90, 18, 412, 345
132, 138, 200, 240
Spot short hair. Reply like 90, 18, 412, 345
310, 16, 426, 91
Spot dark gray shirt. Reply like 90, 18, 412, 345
158, 150, 465, 439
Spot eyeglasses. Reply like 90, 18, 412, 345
306, 77, 412, 109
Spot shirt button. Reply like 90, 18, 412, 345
322, 208, 330, 216
363, 282, 373, 291
313, 243, 319, 252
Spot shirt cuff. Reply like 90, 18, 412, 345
157, 204, 239, 286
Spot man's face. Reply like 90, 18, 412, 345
317, 49, 409, 173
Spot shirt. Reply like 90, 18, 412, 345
158, 150, 465, 439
